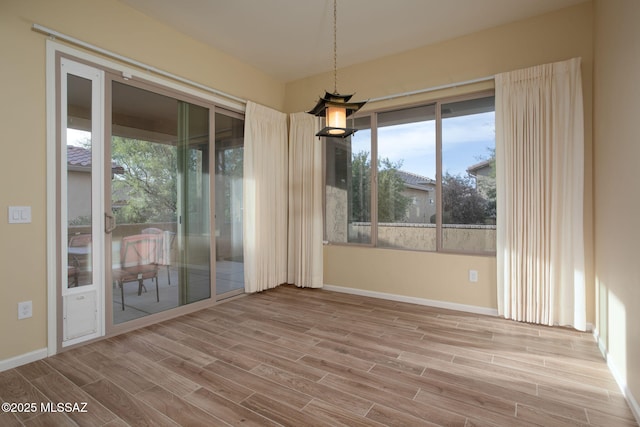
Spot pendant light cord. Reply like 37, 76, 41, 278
333, 0, 338, 94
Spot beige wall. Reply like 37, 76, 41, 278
0, 0, 602, 373
0, 0, 283, 361
284, 2, 594, 115
324, 246, 497, 310
593, 0, 640, 412
290, 3, 595, 313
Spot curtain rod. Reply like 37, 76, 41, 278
367, 75, 495, 104
33, 23, 494, 109
32, 23, 248, 105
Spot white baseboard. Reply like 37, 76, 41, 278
0, 348, 48, 373
322, 284, 499, 317
593, 328, 640, 425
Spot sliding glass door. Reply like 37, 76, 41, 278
58, 57, 246, 345
109, 80, 212, 324
214, 112, 245, 298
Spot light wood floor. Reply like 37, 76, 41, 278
1, 286, 637, 426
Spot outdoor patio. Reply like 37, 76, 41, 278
112, 260, 244, 324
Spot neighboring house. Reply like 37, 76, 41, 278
466, 158, 495, 199
396, 170, 436, 223
67, 145, 125, 224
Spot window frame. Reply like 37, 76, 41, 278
323, 89, 496, 256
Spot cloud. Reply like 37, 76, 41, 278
442, 111, 495, 149
378, 121, 436, 166
348, 111, 495, 178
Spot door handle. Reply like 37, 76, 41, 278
105, 212, 117, 234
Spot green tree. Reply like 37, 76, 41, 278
111, 136, 177, 224
377, 158, 410, 222
216, 146, 244, 224
440, 172, 488, 224
349, 151, 410, 223
350, 151, 371, 222
478, 147, 496, 219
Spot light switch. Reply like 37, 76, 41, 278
8, 206, 31, 224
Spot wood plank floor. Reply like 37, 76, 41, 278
1, 285, 637, 426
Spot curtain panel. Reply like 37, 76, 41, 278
287, 113, 323, 288
243, 102, 288, 293
496, 57, 586, 330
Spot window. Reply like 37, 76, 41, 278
441, 96, 496, 252
377, 104, 436, 251
325, 116, 372, 244
324, 92, 496, 254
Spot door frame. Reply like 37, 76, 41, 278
58, 57, 106, 349
46, 41, 245, 355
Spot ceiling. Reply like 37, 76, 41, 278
119, 0, 586, 82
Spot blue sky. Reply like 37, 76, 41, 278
353, 111, 495, 179
70, 112, 495, 180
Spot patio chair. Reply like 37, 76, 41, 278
141, 227, 175, 285
67, 264, 79, 287
68, 233, 91, 286
112, 233, 159, 310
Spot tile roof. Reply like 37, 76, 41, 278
67, 145, 92, 167
396, 170, 435, 188
67, 145, 124, 174
466, 159, 492, 174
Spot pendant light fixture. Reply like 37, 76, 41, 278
308, 0, 366, 138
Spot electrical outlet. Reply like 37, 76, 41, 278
18, 301, 32, 319
468, 270, 479, 283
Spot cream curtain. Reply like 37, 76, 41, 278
243, 102, 288, 293
287, 113, 323, 288
496, 57, 586, 331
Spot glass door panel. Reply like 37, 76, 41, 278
66, 75, 94, 289
214, 113, 244, 297
60, 59, 104, 346
177, 102, 211, 305
110, 81, 211, 324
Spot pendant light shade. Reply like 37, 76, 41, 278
308, 0, 366, 138
327, 106, 346, 131
308, 91, 366, 137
